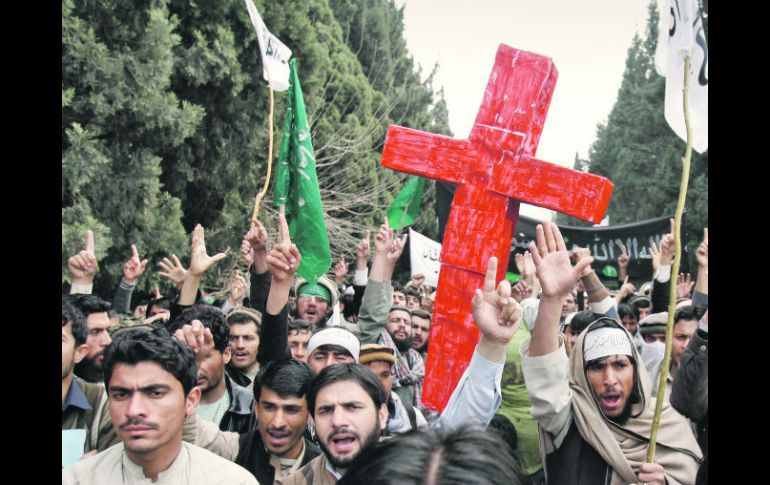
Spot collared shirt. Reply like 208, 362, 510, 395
63, 378, 92, 412
323, 458, 342, 481
269, 439, 307, 479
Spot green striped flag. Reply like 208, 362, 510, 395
273, 59, 331, 282
387, 175, 425, 229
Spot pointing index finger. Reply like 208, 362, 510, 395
483, 256, 498, 293
86, 230, 95, 255
278, 213, 291, 243
131, 244, 139, 260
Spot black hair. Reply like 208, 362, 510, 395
632, 298, 651, 309
70, 294, 111, 317
674, 305, 698, 324
570, 310, 598, 335
288, 318, 316, 335
146, 296, 173, 318
103, 325, 197, 395
338, 424, 527, 485
410, 309, 432, 322
227, 310, 262, 333
254, 358, 315, 402
168, 304, 229, 352
312, 344, 353, 358
617, 303, 638, 321
404, 286, 422, 299
62, 297, 88, 346
341, 292, 356, 320
307, 363, 386, 417
392, 281, 404, 293
388, 305, 411, 316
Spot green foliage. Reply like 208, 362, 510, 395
62, 0, 451, 293
560, 1, 708, 267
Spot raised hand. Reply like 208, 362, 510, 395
240, 239, 254, 267
244, 218, 269, 253
615, 275, 636, 301
374, 218, 395, 255
188, 224, 227, 277
122, 244, 148, 285
530, 222, 593, 299
696, 228, 708, 268
676, 273, 694, 299
570, 246, 593, 277
617, 244, 629, 270
659, 218, 676, 267
266, 213, 301, 285
68, 230, 97, 285
333, 256, 349, 284
356, 230, 371, 267
228, 271, 248, 304
649, 242, 661, 273
386, 232, 408, 265
172, 319, 215, 364
158, 254, 189, 287
511, 279, 533, 302
472, 256, 523, 349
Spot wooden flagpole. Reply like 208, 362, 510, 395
647, 55, 694, 463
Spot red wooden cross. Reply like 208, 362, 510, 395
381, 44, 613, 411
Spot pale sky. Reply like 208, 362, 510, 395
396, 0, 651, 221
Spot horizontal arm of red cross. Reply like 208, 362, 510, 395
489, 152, 613, 224
381, 126, 491, 183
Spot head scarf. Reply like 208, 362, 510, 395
568, 318, 702, 484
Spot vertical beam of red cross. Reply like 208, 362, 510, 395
381, 44, 613, 411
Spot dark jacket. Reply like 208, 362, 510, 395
236, 429, 321, 484
219, 375, 257, 434
545, 422, 612, 485
62, 377, 119, 453
671, 327, 708, 485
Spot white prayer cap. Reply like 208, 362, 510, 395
583, 326, 633, 362
306, 327, 361, 362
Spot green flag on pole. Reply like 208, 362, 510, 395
387, 175, 425, 230
273, 59, 331, 283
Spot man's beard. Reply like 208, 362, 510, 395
74, 356, 104, 383
390, 333, 413, 353
318, 416, 381, 470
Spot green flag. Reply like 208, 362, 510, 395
387, 175, 425, 230
273, 59, 331, 282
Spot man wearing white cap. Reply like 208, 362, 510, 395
305, 327, 360, 374
520, 222, 701, 485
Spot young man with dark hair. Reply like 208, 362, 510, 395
521, 222, 701, 484
70, 294, 113, 383
409, 309, 431, 358
403, 286, 421, 310
62, 298, 119, 462
226, 308, 263, 388
63, 326, 257, 484
645, 305, 700, 402
288, 319, 315, 363
305, 327, 360, 373
169, 305, 256, 434
359, 344, 428, 435
233, 358, 321, 484
279, 363, 390, 484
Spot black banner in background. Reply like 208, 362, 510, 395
434, 182, 687, 287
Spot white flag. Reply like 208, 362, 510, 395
244, 0, 292, 91
654, 0, 708, 153
408, 228, 441, 288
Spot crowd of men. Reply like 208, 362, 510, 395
62, 213, 708, 484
